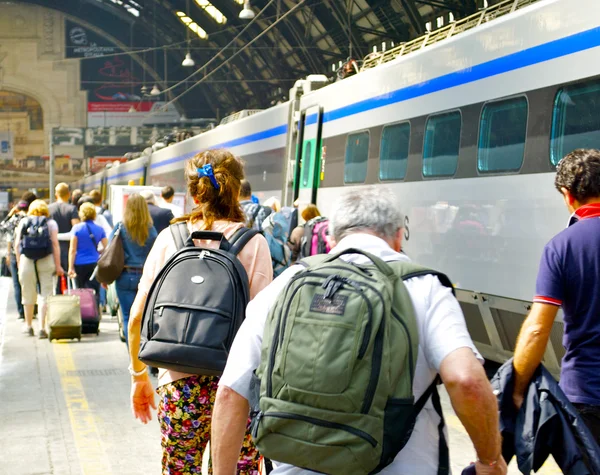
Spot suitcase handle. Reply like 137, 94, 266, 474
68, 278, 78, 290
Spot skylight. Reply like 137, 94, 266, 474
176, 11, 208, 39
195, 0, 227, 24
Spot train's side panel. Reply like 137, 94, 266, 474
294, 0, 600, 375
105, 159, 147, 187
148, 104, 290, 201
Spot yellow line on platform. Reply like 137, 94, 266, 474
53, 343, 112, 475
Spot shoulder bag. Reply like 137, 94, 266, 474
96, 223, 125, 285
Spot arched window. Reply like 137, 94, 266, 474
0, 91, 43, 130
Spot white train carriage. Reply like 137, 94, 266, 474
77, 0, 600, 375
290, 0, 600, 376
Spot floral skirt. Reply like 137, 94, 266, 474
157, 375, 260, 475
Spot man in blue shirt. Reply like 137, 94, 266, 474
513, 149, 600, 442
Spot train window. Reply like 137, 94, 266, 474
423, 111, 461, 177
302, 141, 313, 187
344, 131, 370, 183
551, 80, 600, 166
478, 97, 528, 173
380, 122, 410, 181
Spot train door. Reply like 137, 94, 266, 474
293, 105, 323, 210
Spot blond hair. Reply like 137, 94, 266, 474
28, 199, 49, 217
263, 197, 281, 213
79, 202, 97, 222
55, 183, 70, 199
123, 194, 153, 246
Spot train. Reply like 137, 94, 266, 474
73, 0, 600, 376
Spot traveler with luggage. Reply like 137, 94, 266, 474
211, 188, 507, 475
240, 179, 271, 232
262, 207, 294, 277
3, 192, 37, 320
13, 199, 64, 338
49, 183, 80, 295
127, 150, 272, 474
513, 149, 600, 443
68, 202, 108, 307
288, 204, 321, 261
109, 193, 157, 342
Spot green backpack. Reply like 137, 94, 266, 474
252, 248, 453, 475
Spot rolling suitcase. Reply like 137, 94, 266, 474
47, 277, 82, 342
68, 278, 101, 335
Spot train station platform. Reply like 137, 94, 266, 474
0, 277, 560, 475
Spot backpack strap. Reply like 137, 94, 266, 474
412, 377, 449, 475
248, 204, 262, 229
389, 261, 456, 296
84, 222, 98, 248
228, 227, 259, 256
170, 222, 189, 251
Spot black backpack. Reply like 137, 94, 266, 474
20, 216, 52, 261
138, 223, 258, 375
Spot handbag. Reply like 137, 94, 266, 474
1, 256, 11, 277
96, 223, 125, 284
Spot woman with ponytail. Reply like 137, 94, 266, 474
127, 150, 272, 474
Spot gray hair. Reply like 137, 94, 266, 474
139, 190, 156, 204
329, 187, 404, 242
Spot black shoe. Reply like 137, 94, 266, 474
18, 313, 24, 320
150, 367, 159, 377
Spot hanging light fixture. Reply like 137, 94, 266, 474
150, 84, 161, 95
182, 0, 195, 67
239, 0, 255, 19
141, 84, 148, 94
128, 105, 137, 113
182, 52, 195, 67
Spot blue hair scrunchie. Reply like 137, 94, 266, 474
197, 164, 220, 190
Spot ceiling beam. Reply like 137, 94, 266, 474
398, 0, 425, 35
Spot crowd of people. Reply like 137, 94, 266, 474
2, 147, 600, 474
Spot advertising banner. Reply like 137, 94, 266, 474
0, 131, 14, 161
65, 20, 180, 127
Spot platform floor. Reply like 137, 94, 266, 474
0, 277, 561, 475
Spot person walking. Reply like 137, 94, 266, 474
49, 183, 79, 294
14, 199, 64, 338
4, 192, 36, 319
513, 149, 600, 442
288, 204, 321, 262
160, 185, 183, 218
110, 194, 157, 342
239, 180, 270, 231
68, 203, 108, 305
140, 190, 174, 234
127, 150, 272, 474
211, 188, 507, 475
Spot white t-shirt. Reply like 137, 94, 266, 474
160, 200, 183, 218
219, 233, 483, 475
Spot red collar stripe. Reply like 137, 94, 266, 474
533, 295, 562, 306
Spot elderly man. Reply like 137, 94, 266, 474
211, 188, 507, 475
139, 190, 174, 235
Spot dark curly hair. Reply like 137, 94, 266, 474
174, 149, 246, 230
555, 149, 600, 203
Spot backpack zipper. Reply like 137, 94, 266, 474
254, 411, 377, 447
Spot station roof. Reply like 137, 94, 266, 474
16, 0, 486, 119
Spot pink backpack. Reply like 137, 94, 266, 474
301, 217, 331, 257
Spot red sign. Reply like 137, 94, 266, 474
89, 156, 127, 173
41, 155, 71, 160
87, 101, 155, 112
